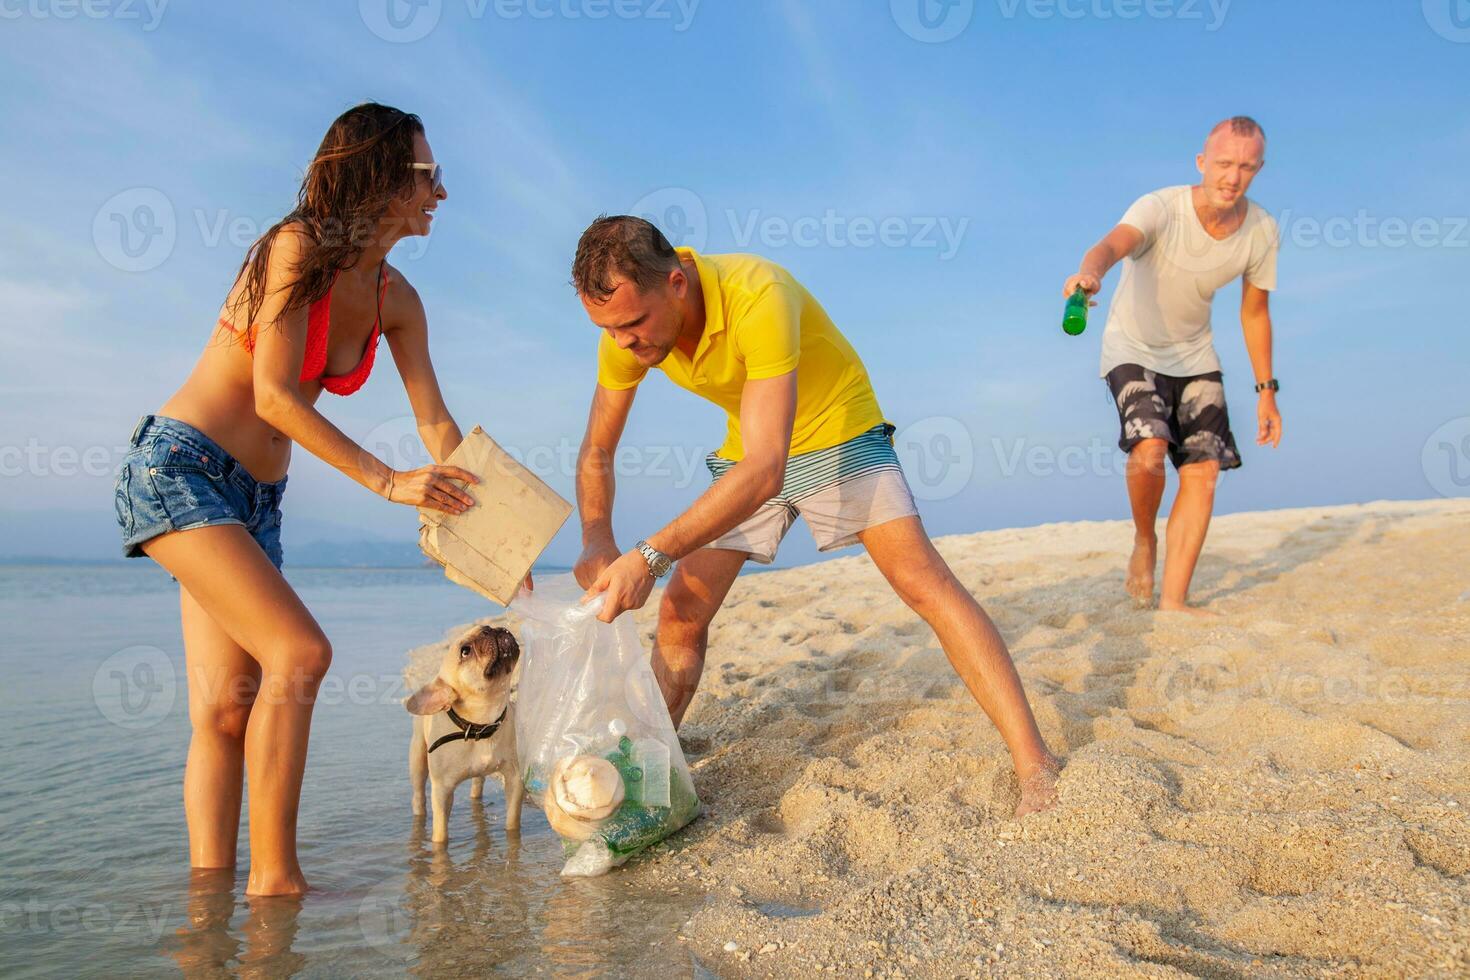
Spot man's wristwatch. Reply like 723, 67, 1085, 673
635, 540, 674, 579
1254, 379, 1280, 393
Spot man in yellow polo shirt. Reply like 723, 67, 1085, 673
570, 215, 1061, 816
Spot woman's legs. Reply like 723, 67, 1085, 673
144, 524, 332, 896
180, 587, 260, 868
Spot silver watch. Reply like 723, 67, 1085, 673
635, 540, 673, 579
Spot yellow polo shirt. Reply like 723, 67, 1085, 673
596, 249, 886, 460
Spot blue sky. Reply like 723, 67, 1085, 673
1, 0, 1466, 565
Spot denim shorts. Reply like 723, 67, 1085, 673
114, 415, 287, 569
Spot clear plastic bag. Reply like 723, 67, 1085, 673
512, 579, 701, 877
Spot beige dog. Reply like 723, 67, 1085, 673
407, 625, 525, 843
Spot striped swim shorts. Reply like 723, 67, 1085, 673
704, 423, 919, 564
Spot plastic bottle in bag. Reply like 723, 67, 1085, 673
512, 580, 701, 877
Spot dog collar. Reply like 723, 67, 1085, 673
428, 705, 507, 755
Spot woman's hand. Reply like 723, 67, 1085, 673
384, 464, 479, 514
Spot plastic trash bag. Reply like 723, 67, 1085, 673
512, 579, 701, 877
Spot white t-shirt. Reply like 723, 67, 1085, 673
1099, 185, 1279, 378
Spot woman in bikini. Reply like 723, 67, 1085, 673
113, 103, 479, 896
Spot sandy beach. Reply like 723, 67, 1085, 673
416, 498, 1469, 977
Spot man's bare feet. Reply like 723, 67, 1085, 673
245, 867, 310, 897
1014, 754, 1064, 818
1157, 599, 1219, 619
1126, 534, 1157, 604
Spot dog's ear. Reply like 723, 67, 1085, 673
405, 677, 455, 715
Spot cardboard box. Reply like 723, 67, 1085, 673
418, 426, 573, 604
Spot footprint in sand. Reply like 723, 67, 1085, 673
747, 810, 787, 836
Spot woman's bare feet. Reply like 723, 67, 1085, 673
245, 866, 310, 897
1126, 534, 1157, 604
1014, 754, 1064, 818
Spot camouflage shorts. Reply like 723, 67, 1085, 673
1105, 364, 1241, 471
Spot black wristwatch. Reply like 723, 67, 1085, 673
635, 540, 673, 579
1254, 379, 1280, 393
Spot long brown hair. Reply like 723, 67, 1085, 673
226, 102, 423, 328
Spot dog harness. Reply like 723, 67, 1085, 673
428, 705, 507, 755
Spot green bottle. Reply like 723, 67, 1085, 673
1062, 287, 1089, 336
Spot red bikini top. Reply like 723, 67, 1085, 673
224, 261, 388, 396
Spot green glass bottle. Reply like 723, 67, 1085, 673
1062, 287, 1089, 336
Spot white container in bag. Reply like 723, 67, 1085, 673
512, 579, 701, 876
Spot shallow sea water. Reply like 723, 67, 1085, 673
0, 564, 708, 978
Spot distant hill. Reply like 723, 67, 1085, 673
0, 509, 429, 567
0, 508, 589, 569
284, 538, 430, 568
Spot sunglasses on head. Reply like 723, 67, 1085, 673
409, 162, 444, 194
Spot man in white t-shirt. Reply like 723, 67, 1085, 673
1063, 116, 1283, 616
